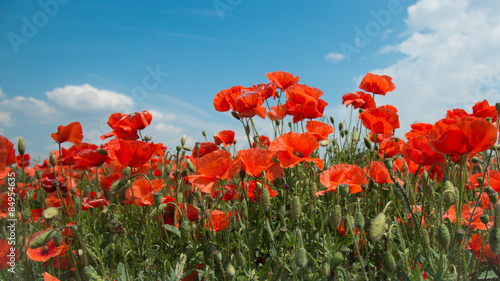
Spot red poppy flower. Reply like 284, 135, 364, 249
108, 139, 160, 168
26, 230, 69, 262
342, 91, 376, 109
403, 136, 446, 166
207, 209, 238, 231
212, 184, 239, 201
359, 106, 400, 134
468, 170, 500, 192
267, 105, 287, 121
404, 123, 433, 140
0, 238, 18, 270
251, 83, 277, 99
234, 91, 267, 119
41, 173, 68, 193
188, 150, 240, 194
0, 135, 16, 173
252, 135, 271, 148
284, 84, 328, 123
358, 73, 396, 96
269, 132, 324, 169
428, 116, 497, 156
306, 121, 334, 141
379, 138, 405, 158
82, 192, 109, 211
16, 154, 30, 167
316, 164, 367, 195
443, 204, 489, 231
236, 148, 283, 180
213, 85, 245, 112
101, 111, 153, 140
42, 272, 60, 281
214, 130, 235, 147
242, 180, 278, 202
191, 142, 219, 159
369, 132, 393, 143
472, 99, 498, 122
51, 121, 83, 145
266, 71, 299, 90
75, 148, 110, 167
123, 178, 165, 206
365, 161, 393, 184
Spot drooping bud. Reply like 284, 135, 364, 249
231, 111, 240, 120
383, 158, 393, 171
437, 224, 450, 250
97, 148, 108, 155
364, 136, 372, 149
18, 137, 25, 156
319, 140, 329, 147
369, 213, 386, 242
29, 229, 58, 249
329, 116, 335, 125
384, 252, 396, 273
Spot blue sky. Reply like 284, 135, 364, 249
1, 0, 500, 161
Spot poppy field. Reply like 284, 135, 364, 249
2, 71, 500, 280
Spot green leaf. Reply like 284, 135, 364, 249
163, 224, 181, 237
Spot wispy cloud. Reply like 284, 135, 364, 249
324, 52, 345, 63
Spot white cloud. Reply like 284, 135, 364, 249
0, 96, 56, 118
370, 0, 500, 138
324, 52, 345, 63
46, 84, 134, 111
381, 29, 393, 39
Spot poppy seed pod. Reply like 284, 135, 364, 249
369, 212, 386, 242
291, 196, 301, 221
18, 137, 25, 156
480, 213, 490, 226
35, 170, 43, 180
338, 184, 349, 198
437, 224, 450, 250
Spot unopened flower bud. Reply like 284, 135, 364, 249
260, 187, 271, 212
384, 252, 396, 272
35, 170, 43, 180
329, 205, 342, 229
329, 116, 335, 125
295, 247, 308, 268
18, 137, 25, 156
338, 121, 344, 131
49, 151, 57, 167
369, 213, 386, 242
437, 223, 450, 250
231, 111, 240, 120
97, 148, 108, 155
181, 135, 186, 146
291, 196, 301, 221
364, 136, 372, 149
338, 184, 349, 198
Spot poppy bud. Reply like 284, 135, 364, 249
260, 187, 271, 212
383, 158, 393, 171
330, 205, 342, 229
288, 121, 293, 130
181, 135, 186, 146
355, 212, 365, 230
320, 262, 330, 277
186, 159, 195, 173
182, 145, 191, 151
309, 182, 317, 201
18, 137, 25, 156
49, 151, 57, 167
181, 169, 189, 178
442, 180, 456, 205
239, 199, 248, 219
364, 136, 372, 149
53, 230, 62, 247
319, 140, 329, 147
486, 187, 498, 205
226, 263, 235, 277
487, 117, 492, 123
496, 102, 500, 114
291, 196, 301, 221
369, 213, 386, 242
437, 223, 450, 250
275, 120, 280, 126
295, 247, 308, 269
164, 162, 173, 176
345, 215, 354, 231
352, 130, 359, 142
329, 116, 335, 125
29, 229, 58, 249
176, 145, 182, 152
471, 156, 480, 164
477, 177, 484, 187
43, 207, 60, 220
275, 91, 281, 99
231, 111, 240, 120
338, 121, 344, 131
331, 252, 344, 269
180, 220, 190, 243
480, 213, 490, 226
236, 251, 246, 267
122, 167, 131, 178
35, 170, 43, 180
96, 148, 108, 155
153, 192, 162, 207
455, 228, 466, 245
384, 252, 396, 273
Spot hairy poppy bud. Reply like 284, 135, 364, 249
43, 207, 60, 220
364, 136, 372, 149
321, 262, 330, 276
490, 228, 500, 255
291, 196, 301, 221
352, 130, 359, 142
330, 116, 335, 125
383, 158, 393, 171
309, 182, 317, 201
49, 151, 57, 167
239, 199, 248, 219
186, 159, 195, 173
226, 263, 235, 277
165, 162, 173, 176
236, 251, 246, 267
295, 247, 308, 268
384, 252, 396, 272
29, 229, 58, 249
456, 228, 466, 245
338, 121, 344, 131
438, 224, 450, 250
330, 205, 342, 229
369, 213, 386, 242
442, 180, 456, 205
180, 220, 190, 243
319, 140, 329, 147
481, 213, 490, 226
97, 148, 108, 155
18, 137, 25, 156
355, 212, 365, 230
260, 187, 271, 212
181, 135, 186, 146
